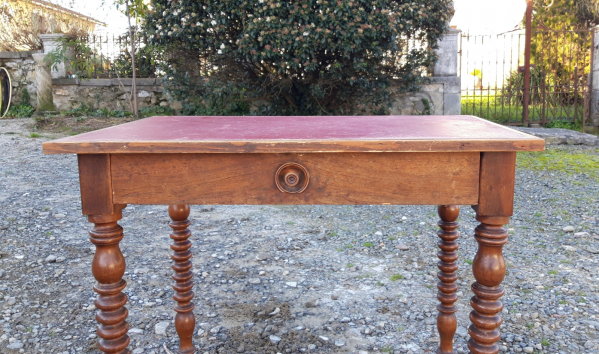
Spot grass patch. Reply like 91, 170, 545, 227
541, 339, 550, 347
548, 270, 558, 275
461, 95, 588, 130
363, 242, 374, 248
29, 132, 43, 138
389, 274, 403, 281
517, 148, 599, 180
464, 259, 473, 265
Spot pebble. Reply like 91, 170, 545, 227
334, 339, 345, 347
269, 335, 281, 344
256, 253, 269, 261
7, 341, 23, 349
155, 321, 169, 335
286, 281, 298, 287
563, 225, 575, 232
248, 278, 261, 284
395, 243, 410, 250
45, 255, 57, 262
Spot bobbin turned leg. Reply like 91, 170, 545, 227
468, 152, 516, 354
169, 205, 196, 354
467, 215, 509, 354
436, 205, 460, 354
88, 205, 130, 354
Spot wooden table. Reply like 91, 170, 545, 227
43, 115, 544, 354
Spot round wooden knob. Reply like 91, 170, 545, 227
275, 163, 309, 193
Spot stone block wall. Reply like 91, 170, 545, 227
51, 78, 181, 112
0, 51, 40, 107
389, 83, 444, 115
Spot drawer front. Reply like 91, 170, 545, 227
111, 152, 480, 205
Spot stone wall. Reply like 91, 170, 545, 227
49, 79, 445, 115
389, 83, 444, 115
0, 51, 40, 107
51, 78, 181, 112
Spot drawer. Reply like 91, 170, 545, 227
110, 152, 480, 205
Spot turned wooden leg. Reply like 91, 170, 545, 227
88, 205, 130, 354
169, 205, 196, 354
467, 215, 509, 354
436, 205, 459, 354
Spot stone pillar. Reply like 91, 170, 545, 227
39, 33, 68, 79
32, 53, 55, 112
433, 28, 462, 115
590, 26, 599, 127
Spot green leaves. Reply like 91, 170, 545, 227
145, 0, 453, 114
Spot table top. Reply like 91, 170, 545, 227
43, 115, 545, 154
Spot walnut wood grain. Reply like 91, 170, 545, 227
468, 215, 509, 354
168, 205, 196, 354
476, 152, 517, 217
110, 152, 480, 206
42, 115, 545, 154
78, 154, 114, 216
88, 205, 130, 354
436, 205, 460, 354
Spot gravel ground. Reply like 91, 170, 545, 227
0, 118, 598, 354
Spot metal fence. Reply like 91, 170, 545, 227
75, 32, 156, 78
459, 29, 593, 127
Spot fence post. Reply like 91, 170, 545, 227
39, 34, 68, 79
31, 53, 55, 112
590, 26, 599, 128
433, 28, 461, 115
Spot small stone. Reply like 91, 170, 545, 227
286, 281, 298, 287
129, 328, 144, 335
197, 329, 205, 336
132, 349, 144, 354
269, 335, 281, 344
575, 232, 590, 237
523, 347, 534, 353
334, 339, 345, 347
236, 344, 245, 353
395, 243, 410, 251
210, 326, 221, 334
56, 256, 66, 263
45, 255, 57, 263
256, 253, 269, 261
308, 344, 317, 350
155, 321, 169, 335
269, 307, 280, 316
319, 336, 329, 342
7, 341, 23, 349
331, 295, 339, 300
248, 278, 261, 284
563, 226, 575, 232
305, 300, 317, 308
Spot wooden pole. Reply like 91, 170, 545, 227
522, 0, 533, 127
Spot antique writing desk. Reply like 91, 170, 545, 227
43, 115, 544, 354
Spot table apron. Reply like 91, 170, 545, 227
109, 152, 481, 205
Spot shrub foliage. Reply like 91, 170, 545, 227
146, 0, 453, 114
